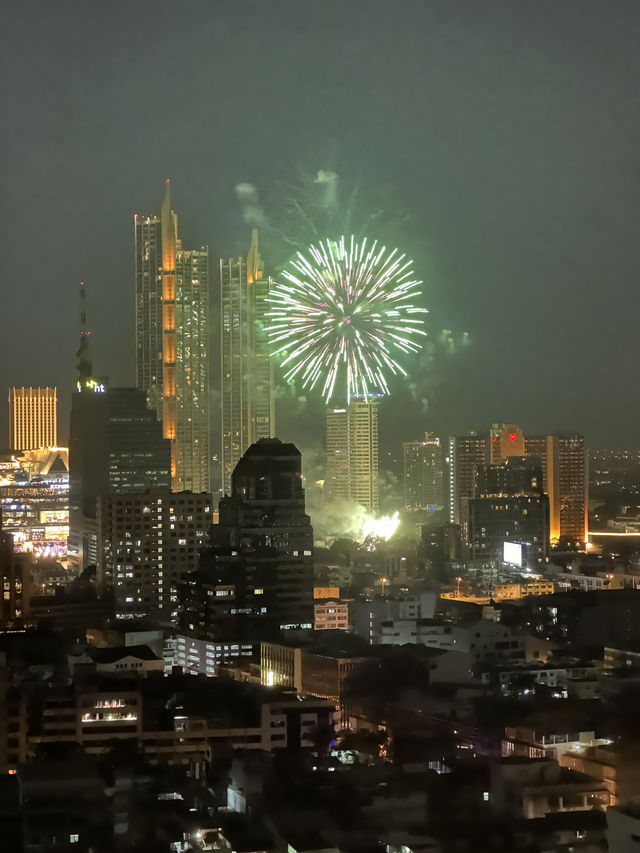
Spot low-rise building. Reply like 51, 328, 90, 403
25, 678, 334, 766
314, 599, 351, 632
502, 725, 607, 761
485, 660, 600, 697
379, 618, 458, 649
490, 757, 611, 819
352, 592, 436, 644
68, 644, 164, 678
560, 742, 640, 805
175, 634, 254, 676
260, 632, 371, 724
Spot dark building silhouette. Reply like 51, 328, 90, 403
177, 439, 314, 669
0, 515, 31, 628
475, 455, 543, 497
68, 387, 171, 568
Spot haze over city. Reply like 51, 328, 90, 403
4, 1, 640, 448
4, 4, 640, 852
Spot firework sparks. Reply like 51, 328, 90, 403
267, 235, 427, 402
362, 511, 401, 544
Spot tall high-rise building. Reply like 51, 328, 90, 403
325, 407, 350, 502
349, 399, 379, 511
402, 432, 445, 511
325, 399, 379, 511
463, 456, 550, 568
97, 488, 212, 618
134, 181, 210, 492
448, 433, 489, 525
525, 433, 588, 545
219, 230, 274, 496
68, 386, 171, 568
69, 282, 172, 568
8, 387, 57, 451
215, 438, 314, 630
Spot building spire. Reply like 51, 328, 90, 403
76, 281, 93, 382
247, 228, 263, 284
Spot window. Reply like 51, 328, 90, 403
70, 834, 79, 843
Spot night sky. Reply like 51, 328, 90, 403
3, 0, 640, 455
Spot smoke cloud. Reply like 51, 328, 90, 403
314, 169, 338, 186
407, 328, 471, 414
308, 497, 371, 543
234, 182, 267, 226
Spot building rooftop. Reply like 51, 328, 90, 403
85, 644, 162, 664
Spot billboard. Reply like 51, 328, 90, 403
503, 541, 523, 568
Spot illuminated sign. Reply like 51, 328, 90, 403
76, 378, 106, 393
503, 541, 523, 568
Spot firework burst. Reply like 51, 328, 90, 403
268, 235, 427, 402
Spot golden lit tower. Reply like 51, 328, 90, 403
9, 386, 57, 451
525, 433, 588, 545
134, 181, 210, 492
219, 230, 274, 496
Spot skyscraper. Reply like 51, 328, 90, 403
556, 434, 588, 544
215, 438, 314, 629
8, 387, 57, 451
68, 386, 171, 568
463, 456, 550, 569
448, 432, 489, 525
402, 432, 445, 511
325, 407, 350, 502
348, 399, 379, 511
134, 181, 210, 492
97, 487, 212, 618
525, 433, 588, 545
219, 230, 273, 496
325, 399, 379, 511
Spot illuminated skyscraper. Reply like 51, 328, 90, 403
325, 407, 350, 502
134, 181, 210, 492
8, 387, 57, 451
525, 433, 588, 545
403, 432, 445, 511
325, 399, 379, 511
448, 433, 489, 525
219, 230, 274, 496
348, 399, 379, 512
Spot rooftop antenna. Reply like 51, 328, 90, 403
76, 281, 93, 382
